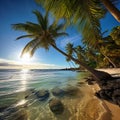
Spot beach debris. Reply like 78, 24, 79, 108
35, 90, 49, 101
49, 98, 64, 114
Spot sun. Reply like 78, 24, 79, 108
20, 53, 31, 64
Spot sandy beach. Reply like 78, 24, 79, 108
91, 68, 120, 120
59, 68, 120, 120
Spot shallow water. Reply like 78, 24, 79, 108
0, 69, 91, 120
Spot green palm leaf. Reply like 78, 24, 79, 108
16, 35, 34, 40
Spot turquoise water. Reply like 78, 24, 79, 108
0, 69, 88, 120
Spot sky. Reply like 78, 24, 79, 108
0, 0, 120, 69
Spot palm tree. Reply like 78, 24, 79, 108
96, 38, 117, 68
36, 0, 120, 24
36, 0, 105, 48
100, 0, 120, 22
110, 26, 120, 45
65, 43, 75, 61
12, 10, 68, 56
12, 10, 112, 81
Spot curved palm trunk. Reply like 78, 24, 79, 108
99, 47, 117, 68
100, 0, 120, 22
51, 44, 112, 81
102, 53, 117, 68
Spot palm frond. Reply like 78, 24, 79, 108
30, 42, 41, 57
36, 0, 105, 47
33, 10, 48, 30
16, 34, 34, 40
53, 32, 69, 39
12, 23, 41, 35
21, 38, 38, 57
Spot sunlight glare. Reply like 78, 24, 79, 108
15, 99, 27, 106
20, 53, 31, 64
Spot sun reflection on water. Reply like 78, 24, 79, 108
15, 99, 27, 107
20, 69, 29, 91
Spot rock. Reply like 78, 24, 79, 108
77, 82, 85, 87
0, 106, 8, 112
63, 86, 79, 96
51, 87, 65, 97
85, 77, 96, 85
112, 89, 120, 106
94, 76, 120, 107
95, 92, 101, 99
95, 89, 112, 101
49, 98, 64, 114
35, 90, 49, 101
87, 80, 94, 85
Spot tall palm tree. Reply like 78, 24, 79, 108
12, 10, 112, 81
100, 0, 120, 22
65, 43, 75, 61
36, 0, 105, 48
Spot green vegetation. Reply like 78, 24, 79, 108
12, 0, 120, 80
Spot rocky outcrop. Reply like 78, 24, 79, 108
49, 98, 64, 114
86, 74, 120, 107
95, 77, 120, 106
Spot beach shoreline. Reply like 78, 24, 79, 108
89, 68, 120, 120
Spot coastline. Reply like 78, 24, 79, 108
89, 68, 120, 120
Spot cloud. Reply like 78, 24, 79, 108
0, 58, 63, 69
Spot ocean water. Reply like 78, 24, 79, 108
0, 69, 91, 120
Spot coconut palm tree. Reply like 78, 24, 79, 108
36, 0, 120, 24
110, 26, 120, 45
100, 0, 120, 22
36, 0, 105, 48
12, 10, 112, 81
12, 10, 68, 56
65, 43, 75, 61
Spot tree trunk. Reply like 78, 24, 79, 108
103, 54, 117, 68
99, 47, 117, 68
101, 0, 120, 22
51, 44, 112, 81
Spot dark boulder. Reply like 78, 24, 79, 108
112, 89, 120, 106
85, 76, 96, 85
63, 86, 80, 96
77, 82, 85, 87
95, 89, 112, 101
35, 90, 49, 101
87, 80, 94, 85
49, 98, 64, 114
51, 87, 65, 97
0, 106, 8, 112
